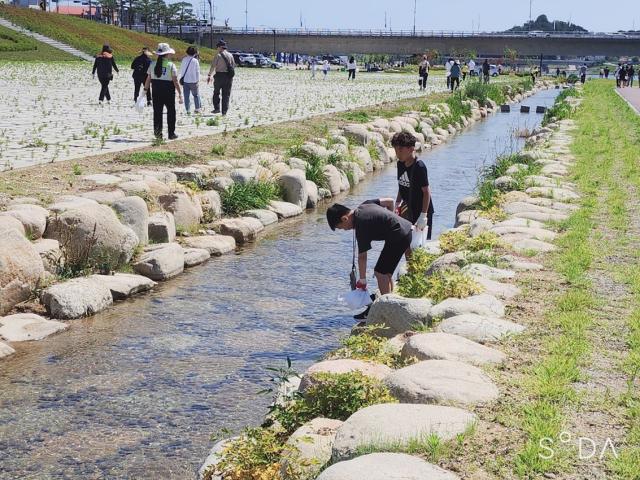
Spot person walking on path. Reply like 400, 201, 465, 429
347, 56, 357, 80
461, 62, 469, 81
629, 65, 635, 87
92, 44, 119, 105
615, 64, 622, 88
482, 59, 490, 84
580, 64, 587, 84
467, 59, 476, 77
311, 58, 317, 78
179, 46, 202, 115
143, 43, 183, 140
604, 66, 610, 78
449, 60, 461, 91
322, 60, 330, 79
207, 40, 236, 115
393, 131, 434, 241
445, 58, 453, 89
418, 55, 430, 90
131, 47, 152, 106
327, 199, 413, 318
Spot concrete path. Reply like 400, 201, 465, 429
616, 87, 640, 114
0, 17, 94, 62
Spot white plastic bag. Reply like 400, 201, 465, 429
340, 289, 373, 310
135, 94, 146, 114
410, 227, 427, 250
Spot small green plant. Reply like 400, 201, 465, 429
221, 180, 281, 216
398, 265, 482, 302
211, 143, 227, 156
71, 163, 82, 176
340, 111, 371, 123
151, 137, 165, 147
330, 325, 415, 368
439, 229, 469, 254
206, 117, 220, 127
305, 160, 328, 189
270, 371, 397, 434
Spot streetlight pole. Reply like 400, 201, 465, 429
245, 0, 248, 32
413, 0, 417, 36
529, 0, 533, 30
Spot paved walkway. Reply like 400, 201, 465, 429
0, 17, 94, 61
616, 87, 640, 114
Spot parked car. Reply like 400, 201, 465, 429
252, 54, 270, 67
264, 58, 283, 69
231, 52, 257, 67
528, 30, 550, 37
475, 64, 500, 76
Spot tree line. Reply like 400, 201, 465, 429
91, 0, 197, 35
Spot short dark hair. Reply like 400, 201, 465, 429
326, 204, 351, 231
391, 131, 417, 148
186, 46, 198, 56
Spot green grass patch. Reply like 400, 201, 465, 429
0, 24, 78, 61
340, 110, 371, 123
220, 180, 281, 216
117, 150, 194, 166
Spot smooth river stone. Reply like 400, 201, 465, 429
40, 277, 113, 320
490, 225, 557, 242
401, 332, 506, 365
91, 273, 156, 300
182, 235, 236, 255
525, 186, 579, 201
385, 360, 500, 406
183, 248, 211, 267
317, 453, 460, 480
0, 340, 15, 358
243, 209, 278, 226
471, 276, 521, 300
365, 294, 433, 337
285, 418, 343, 476
436, 314, 526, 343
461, 264, 515, 281
429, 294, 505, 320
509, 238, 557, 254
331, 403, 477, 461
299, 359, 392, 391
0, 313, 67, 341
268, 200, 303, 218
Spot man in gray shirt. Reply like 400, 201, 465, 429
207, 40, 236, 115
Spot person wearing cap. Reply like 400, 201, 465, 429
393, 131, 434, 240
143, 43, 183, 140
92, 44, 119, 105
131, 46, 152, 106
207, 40, 236, 115
327, 199, 413, 319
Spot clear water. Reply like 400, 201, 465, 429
0, 89, 558, 479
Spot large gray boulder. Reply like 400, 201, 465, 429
318, 453, 460, 480
332, 403, 477, 461
268, 200, 303, 219
91, 273, 156, 300
365, 294, 432, 337
6, 204, 49, 239
40, 277, 113, 319
213, 218, 261, 244
0, 214, 26, 236
342, 124, 370, 145
385, 360, 500, 406
299, 359, 392, 391
351, 146, 373, 172
158, 192, 202, 232
323, 165, 342, 196
429, 294, 505, 320
230, 168, 256, 185
471, 276, 521, 300
0, 229, 45, 315
182, 235, 236, 255
148, 212, 176, 244
284, 418, 343, 478
278, 169, 308, 209
80, 189, 126, 205
436, 314, 526, 343
0, 341, 15, 359
33, 238, 62, 274
244, 209, 278, 226
112, 196, 149, 245
305, 180, 319, 209
183, 248, 211, 267
0, 313, 67, 342
44, 203, 138, 270
197, 191, 222, 222
402, 332, 506, 365
132, 243, 184, 281
461, 264, 515, 281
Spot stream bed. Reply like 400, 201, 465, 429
0, 88, 559, 479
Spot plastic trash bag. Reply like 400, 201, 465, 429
135, 94, 146, 114
340, 288, 373, 310
411, 227, 427, 250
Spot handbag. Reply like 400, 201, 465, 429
349, 231, 357, 290
179, 56, 194, 85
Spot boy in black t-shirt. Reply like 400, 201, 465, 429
392, 131, 434, 240
327, 199, 412, 318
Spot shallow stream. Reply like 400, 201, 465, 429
0, 88, 558, 479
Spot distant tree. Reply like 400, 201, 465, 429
507, 14, 588, 33
99, 0, 118, 24
504, 47, 518, 69
425, 48, 439, 62
161, 2, 180, 34
172, 2, 195, 37
134, 0, 154, 32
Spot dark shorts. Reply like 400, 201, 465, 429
374, 234, 412, 275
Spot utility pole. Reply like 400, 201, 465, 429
207, 0, 213, 49
413, 0, 417, 36
245, 0, 248, 31
529, 0, 533, 30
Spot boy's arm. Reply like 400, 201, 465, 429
378, 198, 395, 212
358, 252, 367, 285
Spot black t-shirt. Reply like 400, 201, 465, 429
397, 159, 435, 224
354, 202, 412, 254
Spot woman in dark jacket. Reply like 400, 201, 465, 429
131, 46, 152, 105
92, 44, 119, 104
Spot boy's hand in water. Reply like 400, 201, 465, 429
356, 279, 367, 290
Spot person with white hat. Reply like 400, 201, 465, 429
143, 42, 183, 140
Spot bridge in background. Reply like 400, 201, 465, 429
166, 28, 640, 57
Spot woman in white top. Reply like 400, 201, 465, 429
322, 60, 330, 79
179, 46, 201, 114
347, 56, 357, 80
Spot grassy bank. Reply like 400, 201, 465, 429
0, 5, 214, 61
0, 23, 78, 61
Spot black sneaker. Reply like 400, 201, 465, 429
353, 305, 371, 320
212, 109, 221, 114
168, 134, 178, 140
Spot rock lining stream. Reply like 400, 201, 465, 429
0, 88, 558, 479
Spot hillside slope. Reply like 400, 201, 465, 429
0, 23, 79, 61
0, 5, 214, 61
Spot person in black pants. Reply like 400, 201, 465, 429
143, 43, 183, 140
131, 46, 152, 105
207, 40, 236, 115
92, 44, 118, 104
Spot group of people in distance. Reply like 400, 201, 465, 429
327, 131, 433, 320
417, 56, 491, 92
91, 40, 235, 140
614, 63, 637, 88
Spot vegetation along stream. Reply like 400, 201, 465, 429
0, 88, 559, 479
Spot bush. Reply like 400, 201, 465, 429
330, 326, 415, 368
439, 230, 500, 254
463, 80, 506, 106
439, 229, 469, 254
543, 87, 578, 125
221, 180, 281, 216
398, 266, 482, 302
271, 371, 397, 434
340, 111, 371, 123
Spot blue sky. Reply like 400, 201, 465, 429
196, 0, 637, 33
